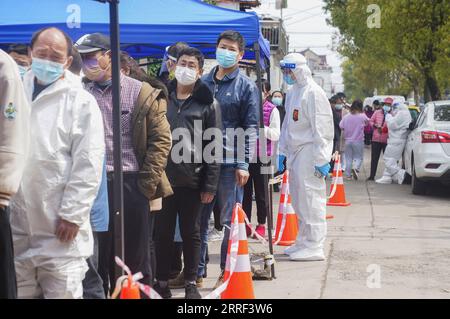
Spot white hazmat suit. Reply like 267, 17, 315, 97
376, 103, 412, 184
10, 70, 105, 298
279, 53, 334, 261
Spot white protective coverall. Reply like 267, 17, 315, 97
10, 70, 105, 298
376, 103, 412, 184
279, 53, 334, 261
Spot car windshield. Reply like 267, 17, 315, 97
434, 104, 450, 121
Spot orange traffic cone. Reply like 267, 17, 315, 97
120, 275, 140, 299
222, 204, 255, 299
273, 171, 299, 246
327, 154, 351, 207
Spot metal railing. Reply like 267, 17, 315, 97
261, 19, 289, 55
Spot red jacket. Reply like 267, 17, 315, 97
369, 110, 388, 143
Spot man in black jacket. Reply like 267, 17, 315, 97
154, 47, 221, 299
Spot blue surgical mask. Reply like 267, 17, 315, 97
216, 48, 238, 69
335, 104, 343, 110
17, 65, 29, 79
31, 57, 65, 85
383, 105, 391, 113
283, 73, 296, 85
272, 97, 283, 106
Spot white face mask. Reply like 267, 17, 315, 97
175, 66, 198, 86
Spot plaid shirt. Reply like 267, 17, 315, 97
85, 75, 142, 172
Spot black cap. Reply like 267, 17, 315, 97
336, 92, 346, 99
75, 33, 110, 54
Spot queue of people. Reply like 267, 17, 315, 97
1, 25, 415, 299
1, 27, 296, 299
331, 95, 412, 184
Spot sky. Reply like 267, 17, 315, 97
253, 0, 344, 92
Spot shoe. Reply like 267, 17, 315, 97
208, 228, 224, 242
344, 175, 353, 181
153, 281, 172, 299
284, 243, 303, 256
375, 176, 392, 184
213, 270, 225, 289
289, 248, 325, 261
254, 225, 266, 239
185, 283, 202, 299
351, 169, 359, 180
396, 169, 406, 185
196, 276, 203, 288
366, 177, 375, 181
168, 270, 185, 289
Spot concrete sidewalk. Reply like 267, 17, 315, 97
174, 147, 450, 299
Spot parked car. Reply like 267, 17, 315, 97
403, 100, 450, 194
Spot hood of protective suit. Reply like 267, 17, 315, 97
386, 103, 412, 143
282, 53, 313, 87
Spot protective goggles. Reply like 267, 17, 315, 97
280, 60, 297, 69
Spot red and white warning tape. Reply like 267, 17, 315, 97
112, 205, 242, 299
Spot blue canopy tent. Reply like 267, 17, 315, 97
0, 0, 270, 67
0, 0, 275, 283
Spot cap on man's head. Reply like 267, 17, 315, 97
336, 92, 346, 99
75, 33, 110, 54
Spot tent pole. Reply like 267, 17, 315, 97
254, 42, 276, 279
108, 0, 125, 285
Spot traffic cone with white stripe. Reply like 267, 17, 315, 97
327, 154, 351, 207
273, 171, 299, 246
222, 204, 255, 299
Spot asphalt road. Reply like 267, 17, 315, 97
174, 147, 450, 299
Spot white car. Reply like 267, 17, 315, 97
404, 100, 450, 194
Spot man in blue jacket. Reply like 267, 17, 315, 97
198, 30, 260, 288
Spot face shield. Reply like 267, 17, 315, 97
280, 60, 297, 85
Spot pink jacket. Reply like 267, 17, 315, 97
369, 110, 388, 144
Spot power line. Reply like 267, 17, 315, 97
282, 5, 322, 18
288, 32, 333, 35
286, 12, 324, 26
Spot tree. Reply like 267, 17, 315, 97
324, 0, 449, 102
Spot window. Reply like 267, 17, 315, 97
434, 104, 450, 121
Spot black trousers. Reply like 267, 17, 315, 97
369, 141, 387, 179
243, 161, 267, 225
155, 187, 203, 282
0, 206, 17, 299
213, 201, 222, 231
364, 133, 373, 145
98, 174, 153, 295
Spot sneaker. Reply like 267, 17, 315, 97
254, 225, 266, 239
375, 176, 392, 184
168, 270, 185, 289
284, 243, 303, 256
289, 248, 325, 261
208, 228, 224, 242
351, 169, 359, 180
344, 175, 353, 181
153, 281, 172, 299
366, 177, 375, 181
185, 283, 202, 299
196, 276, 203, 288
213, 270, 225, 289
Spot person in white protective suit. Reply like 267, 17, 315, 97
10, 27, 105, 299
375, 102, 412, 185
278, 53, 334, 261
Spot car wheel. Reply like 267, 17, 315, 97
411, 158, 427, 195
